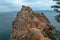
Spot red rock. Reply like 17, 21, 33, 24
10, 6, 55, 40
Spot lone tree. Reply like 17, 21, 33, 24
51, 0, 60, 22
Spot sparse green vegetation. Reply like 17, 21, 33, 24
58, 14, 60, 18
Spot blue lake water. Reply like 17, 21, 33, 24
0, 10, 60, 40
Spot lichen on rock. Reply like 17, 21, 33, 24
10, 6, 59, 40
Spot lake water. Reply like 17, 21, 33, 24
0, 10, 60, 40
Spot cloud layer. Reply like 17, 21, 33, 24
0, 0, 55, 12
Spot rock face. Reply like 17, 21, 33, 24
10, 6, 56, 40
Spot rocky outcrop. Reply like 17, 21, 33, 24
10, 6, 57, 40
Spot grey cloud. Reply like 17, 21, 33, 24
0, 0, 21, 12
22, 0, 40, 2
0, 0, 54, 12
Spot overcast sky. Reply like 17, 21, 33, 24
0, 0, 55, 12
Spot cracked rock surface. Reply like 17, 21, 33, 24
10, 6, 57, 40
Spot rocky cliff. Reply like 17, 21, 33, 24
10, 6, 60, 40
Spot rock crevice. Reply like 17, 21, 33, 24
10, 6, 56, 40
